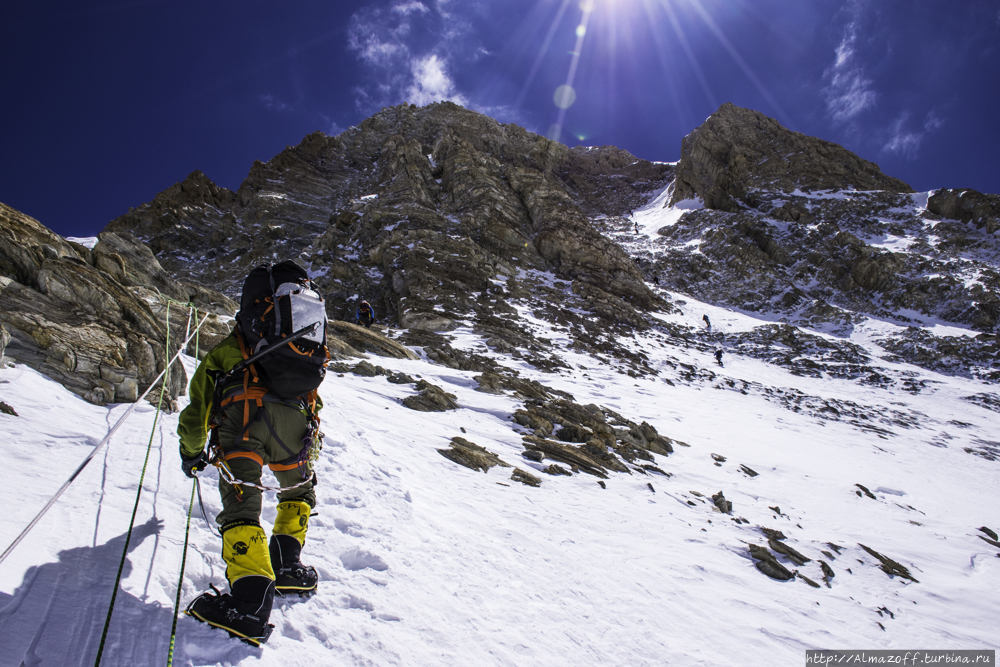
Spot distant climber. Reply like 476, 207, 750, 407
179, 260, 327, 645
715, 347, 724, 366
356, 300, 375, 328
653, 275, 659, 285
703, 314, 712, 330
634, 221, 640, 234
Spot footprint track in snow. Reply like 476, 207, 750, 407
339, 547, 389, 571
334, 517, 365, 536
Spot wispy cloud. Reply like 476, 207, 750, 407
823, 21, 876, 123
393, 1, 429, 16
347, 0, 472, 112
320, 114, 345, 136
882, 114, 920, 158
882, 111, 945, 159
407, 54, 467, 106
260, 94, 292, 113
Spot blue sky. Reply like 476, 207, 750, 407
2, 0, 998, 237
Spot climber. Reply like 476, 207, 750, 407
715, 347, 724, 366
178, 260, 329, 645
703, 314, 712, 331
356, 299, 375, 328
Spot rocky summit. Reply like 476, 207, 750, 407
104, 102, 675, 374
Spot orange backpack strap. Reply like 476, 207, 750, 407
231, 325, 268, 441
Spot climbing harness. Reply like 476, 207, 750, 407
204, 321, 325, 495
0, 309, 211, 567
206, 394, 323, 494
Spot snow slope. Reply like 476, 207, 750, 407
1, 286, 998, 665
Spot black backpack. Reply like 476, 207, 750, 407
235, 260, 329, 399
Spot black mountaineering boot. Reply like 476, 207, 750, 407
186, 576, 275, 646
269, 533, 319, 596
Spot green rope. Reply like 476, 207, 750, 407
166, 479, 197, 667
93, 302, 172, 666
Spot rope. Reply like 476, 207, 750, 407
166, 480, 197, 667
0, 312, 210, 566
195, 476, 220, 538
94, 300, 175, 666
194, 307, 201, 360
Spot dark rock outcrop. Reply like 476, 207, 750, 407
437, 437, 510, 473
748, 543, 794, 581
510, 468, 542, 487
858, 544, 919, 582
513, 398, 682, 472
328, 320, 419, 360
0, 202, 233, 406
671, 103, 913, 211
927, 188, 1000, 234
711, 491, 732, 514
402, 380, 459, 412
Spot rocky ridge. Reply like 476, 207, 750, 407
0, 202, 236, 406
612, 105, 999, 383
4, 101, 998, 406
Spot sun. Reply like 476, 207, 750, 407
518, 0, 787, 144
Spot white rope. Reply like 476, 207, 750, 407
0, 312, 211, 566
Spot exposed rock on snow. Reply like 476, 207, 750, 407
510, 467, 542, 487
327, 320, 420, 360
960, 392, 1000, 413
437, 436, 511, 473
402, 380, 459, 412
748, 543, 795, 580
474, 370, 558, 399
514, 397, 679, 470
711, 491, 733, 514
521, 435, 611, 479
858, 544, 919, 582
768, 536, 811, 566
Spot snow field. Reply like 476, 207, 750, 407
0, 298, 998, 665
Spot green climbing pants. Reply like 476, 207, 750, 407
214, 399, 316, 528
